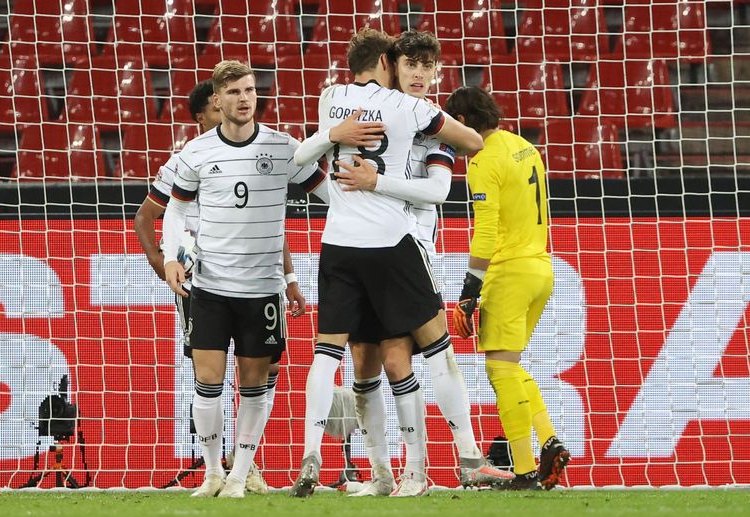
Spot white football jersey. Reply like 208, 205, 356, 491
409, 133, 455, 262
149, 153, 199, 235
172, 123, 325, 297
317, 81, 445, 248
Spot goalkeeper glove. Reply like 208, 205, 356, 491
453, 271, 483, 338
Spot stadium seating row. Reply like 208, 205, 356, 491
1, 0, 711, 67
10, 116, 625, 181
1, 55, 676, 130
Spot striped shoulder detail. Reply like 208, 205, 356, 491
422, 112, 446, 136
426, 154, 454, 170
171, 183, 197, 201
147, 187, 169, 207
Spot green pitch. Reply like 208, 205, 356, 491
2, 489, 749, 517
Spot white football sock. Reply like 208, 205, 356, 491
227, 386, 267, 482
265, 371, 278, 423
303, 344, 344, 462
192, 389, 224, 476
425, 346, 482, 459
391, 374, 426, 480
353, 376, 390, 470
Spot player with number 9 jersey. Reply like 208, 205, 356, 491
170, 126, 325, 298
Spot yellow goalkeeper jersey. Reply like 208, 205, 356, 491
467, 129, 550, 264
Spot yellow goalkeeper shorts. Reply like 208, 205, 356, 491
477, 257, 553, 353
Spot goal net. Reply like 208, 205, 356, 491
0, 0, 748, 489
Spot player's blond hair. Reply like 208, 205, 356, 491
212, 60, 254, 92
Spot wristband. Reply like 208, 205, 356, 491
285, 272, 298, 285
468, 267, 486, 280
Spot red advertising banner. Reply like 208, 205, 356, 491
0, 217, 748, 488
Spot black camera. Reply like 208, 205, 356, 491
38, 375, 78, 441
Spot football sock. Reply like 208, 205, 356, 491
423, 335, 482, 460
303, 343, 344, 462
520, 369, 557, 446
228, 385, 267, 482
265, 371, 278, 423
353, 376, 390, 470
193, 381, 224, 476
391, 373, 426, 480
485, 359, 536, 475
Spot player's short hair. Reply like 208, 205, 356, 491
188, 79, 214, 122
347, 27, 395, 75
444, 86, 502, 133
391, 29, 441, 64
212, 60, 255, 93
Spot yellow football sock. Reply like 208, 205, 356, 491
485, 359, 536, 475
520, 369, 557, 446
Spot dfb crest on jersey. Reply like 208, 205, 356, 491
256, 153, 274, 175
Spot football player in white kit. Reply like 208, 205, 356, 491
134, 79, 306, 494
333, 30, 516, 496
289, 28, 505, 497
162, 61, 328, 499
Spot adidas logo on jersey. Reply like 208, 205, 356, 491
208, 164, 222, 175
265, 335, 277, 345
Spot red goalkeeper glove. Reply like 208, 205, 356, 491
453, 271, 483, 338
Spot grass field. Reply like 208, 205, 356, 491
1, 489, 748, 517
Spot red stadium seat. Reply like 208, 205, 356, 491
65, 57, 158, 127
115, 124, 174, 178
416, 0, 508, 64
204, 0, 302, 69
195, 0, 219, 9
7, 0, 95, 66
432, 60, 465, 106
101, 0, 196, 68
257, 100, 307, 142
268, 55, 348, 127
614, 0, 710, 61
65, 65, 116, 125
516, 0, 610, 62
197, 45, 254, 77
577, 59, 677, 129
305, 0, 401, 60
14, 123, 106, 180
160, 68, 204, 123
539, 117, 625, 179
0, 58, 49, 131
481, 57, 569, 129
122, 122, 200, 175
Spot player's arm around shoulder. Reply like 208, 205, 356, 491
436, 113, 483, 155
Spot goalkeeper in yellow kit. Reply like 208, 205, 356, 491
444, 86, 570, 490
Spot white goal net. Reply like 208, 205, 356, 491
0, 0, 748, 489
